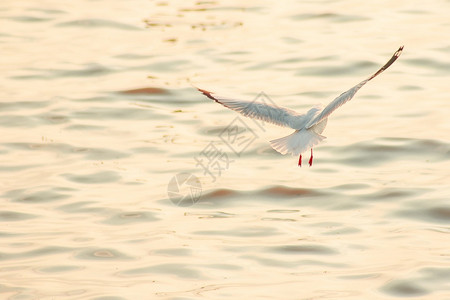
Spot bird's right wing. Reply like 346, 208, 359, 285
197, 88, 300, 128
306, 46, 403, 129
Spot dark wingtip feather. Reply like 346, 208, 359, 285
196, 88, 218, 101
367, 46, 404, 81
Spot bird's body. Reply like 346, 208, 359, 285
198, 46, 403, 166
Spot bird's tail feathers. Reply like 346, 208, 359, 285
270, 130, 326, 155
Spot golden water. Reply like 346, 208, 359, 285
1, 0, 449, 299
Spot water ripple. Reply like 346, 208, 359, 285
394, 205, 450, 224
270, 244, 338, 255
0, 246, 71, 261
296, 61, 376, 77
5, 187, 70, 203
333, 137, 450, 166
62, 171, 121, 184
120, 263, 204, 279
381, 279, 428, 297
406, 57, 450, 75
75, 248, 132, 260
56, 19, 141, 31
0, 211, 36, 222
291, 13, 370, 23
101, 211, 160, 225
194, 226, 280, 238
4, 142, 129, 161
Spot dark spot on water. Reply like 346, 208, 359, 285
381, 280, 428, 297
395, 205, 450, 224
427, 206, 450, 221
398, 84, 423, 91
39, 114, 69, 124
201, 189, 238, 199
0, 211, 36, 222
75, 248, 132, 260
261, 186, 318, 197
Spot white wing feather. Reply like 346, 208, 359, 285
197, 89, 301, 129
306, 46, 403, 129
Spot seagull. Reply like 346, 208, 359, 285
197, 46, 403, 167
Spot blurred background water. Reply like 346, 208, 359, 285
1, 0, 449, 299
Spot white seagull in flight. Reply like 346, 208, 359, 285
197, 46, 403, 167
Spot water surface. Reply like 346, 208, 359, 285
1, 0, 449, 299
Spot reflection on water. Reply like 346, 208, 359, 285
1, 0, 450, 299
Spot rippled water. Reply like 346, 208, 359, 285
1, 0, 449, 299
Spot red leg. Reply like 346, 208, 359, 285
298, 154, 302, 167
309, 148, 313, 167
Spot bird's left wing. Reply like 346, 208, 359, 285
306, 46, 403, 129
197, 88, 300, 128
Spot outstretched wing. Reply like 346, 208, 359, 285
306, 46, 403, 129
197, 88, 301, 129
